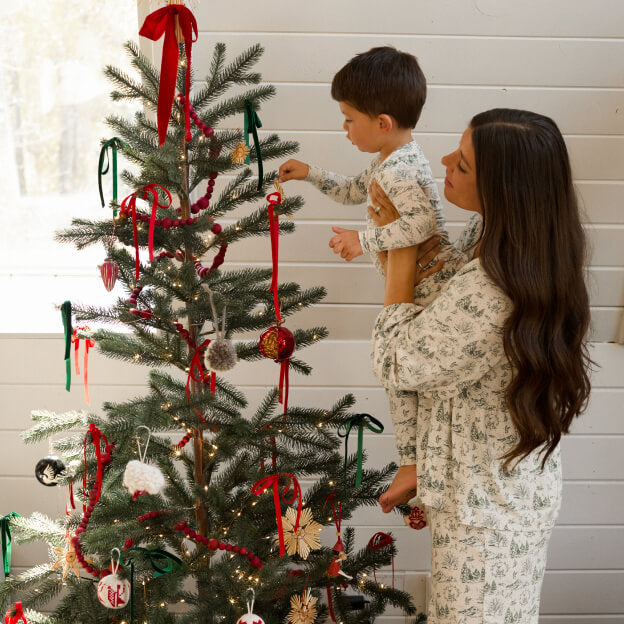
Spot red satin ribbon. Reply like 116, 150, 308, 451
7, 602, 27, 624
71, 327, 94, 405
367, 531, 394, 587
326, 586, 337, 622
139, 4, 198, 144
251, 473, 301, 556
279, 359, 289, 412
323, 492, 343, 551
266, 192, 282, 321
83, 424, 113, 514
186, 339, 210, 423
121, 184, 172, 280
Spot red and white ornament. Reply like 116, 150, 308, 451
100, 258, 119, 291
122, 427, 165, 499
97, 550, 130, 609
236, 589, 265, 624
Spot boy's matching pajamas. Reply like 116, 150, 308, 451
306, 140, 474, 464
371, 261, 561, 623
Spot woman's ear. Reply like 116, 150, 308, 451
378, 114, 394, 134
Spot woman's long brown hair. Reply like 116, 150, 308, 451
471, 109, 592, 469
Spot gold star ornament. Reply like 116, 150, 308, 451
288, 588, 318, 624
51, 533, 81, 580
281, 507, 322, 559
231, 141, 250, 164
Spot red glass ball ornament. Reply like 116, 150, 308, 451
258, 325, 295, 362
100, 259, 119, 292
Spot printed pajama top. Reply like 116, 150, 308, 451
371, 259, 562, 532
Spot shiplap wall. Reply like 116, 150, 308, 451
1, 1, 623, 622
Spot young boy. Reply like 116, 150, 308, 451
278, 46, 469, 512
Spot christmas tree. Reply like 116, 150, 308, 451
0, 8, 418, 624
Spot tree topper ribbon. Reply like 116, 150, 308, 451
139, 5, 198, 144
61, 301, 72, 392
98, 137, 126, 216
244, 99, 263, 190
251, 473, 301, 556
338, 414, 384, 489
71, 326, 95, 405
1, 513, 21, 576
121, 184, 172, 280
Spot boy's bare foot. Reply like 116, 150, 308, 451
379, 464, 418, 513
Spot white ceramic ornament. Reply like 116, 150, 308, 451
236, 589, 265, 624
97, 549, 131, 609
122, 427, 165, 498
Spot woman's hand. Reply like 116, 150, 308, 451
367, 179, 400, 226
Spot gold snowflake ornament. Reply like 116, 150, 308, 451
231, 141, 250, 164
51, 533, 81, 581
288, 588, 318, 624
281, 507, 322, 559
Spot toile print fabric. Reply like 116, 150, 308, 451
427, 508, 551, 624
371, 259, 563, 533
306, 140, 470, 307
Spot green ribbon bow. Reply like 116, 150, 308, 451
98, 138, 126, 217
244, 99, 263, 191
122, 547, 183, 624
61, 301, 72, 392
338, 413, 384, 489
1, 513, 21, 576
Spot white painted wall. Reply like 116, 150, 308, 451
1, 1, 623, 622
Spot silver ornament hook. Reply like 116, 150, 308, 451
135, 425, 151, 463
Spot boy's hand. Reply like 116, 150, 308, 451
329, 226, 363, 261
278, 159, 309, 182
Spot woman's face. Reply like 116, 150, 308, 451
441, 128, 482, 214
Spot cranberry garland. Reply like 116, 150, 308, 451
72, 424, 115, 579
172, 520, 263, 569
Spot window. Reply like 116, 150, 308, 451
0, 1, 139, 332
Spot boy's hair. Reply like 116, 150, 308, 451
331, 46, 426, 128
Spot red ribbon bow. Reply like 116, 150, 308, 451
251, 473, 301, 556
5, 602, 27, 624
71, 326, 94, 405
121, 184, 172, 280
367, 531, 394, 587
139, 5, 198, 144
83, 424, 114, 513
185, 339, 212, 423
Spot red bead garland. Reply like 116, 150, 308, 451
171, 520, 263, 569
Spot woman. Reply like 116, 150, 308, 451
369, 109, 592, 622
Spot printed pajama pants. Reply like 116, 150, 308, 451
426, 508, 552, 624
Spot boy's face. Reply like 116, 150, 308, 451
339, 101, 383, 153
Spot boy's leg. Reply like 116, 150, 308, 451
379, 387, 419, 513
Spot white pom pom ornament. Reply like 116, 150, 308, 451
122, 427, 165, 499
97, 549, 131, 609
236, 589, 264, 624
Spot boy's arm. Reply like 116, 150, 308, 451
306, 164, 372, 205
361, 171, 438, 254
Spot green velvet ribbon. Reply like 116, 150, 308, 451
244, 99, 263, 191
1, 513, 21, 576
98, 138, 126, 217
121, 547, 183, 623
61, 301, 72, 392
338, 413, 384, 489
